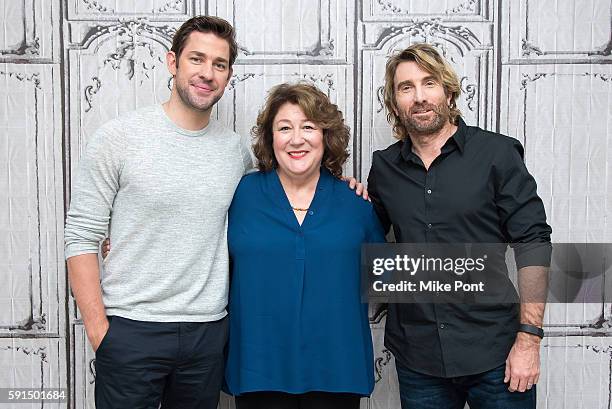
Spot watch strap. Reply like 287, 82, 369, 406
518, 323, 544, 338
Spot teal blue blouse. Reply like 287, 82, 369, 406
225, 168, 385, 396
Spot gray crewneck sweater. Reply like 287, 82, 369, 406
65, 105, 253, 322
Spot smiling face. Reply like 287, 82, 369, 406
272, 102, 325, 181
393, 61, 452, 135
167, 31, 232, 114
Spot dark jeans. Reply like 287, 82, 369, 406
94, 315, 228, 409
234, 391, 361, 409
396, 362, 536, 409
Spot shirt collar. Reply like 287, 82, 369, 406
400, 117, 467, 162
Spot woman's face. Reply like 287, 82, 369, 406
272, 102, 325, 181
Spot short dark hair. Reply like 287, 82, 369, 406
252, 82, 350, 178
171, 15, 238, 67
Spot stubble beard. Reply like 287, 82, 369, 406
400, 101, 451, 136
176, 80, 222, 113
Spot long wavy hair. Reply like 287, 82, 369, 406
384, 43, 462, 140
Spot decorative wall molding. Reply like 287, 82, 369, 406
72, 324, 96, 408
68, 0, 192, 20
81, 0, 113, 13
366, 20, 481, 56
0, 345, 48, 362
68, 20, 174, 114
0, 0, 53, 62
539, 340, 612, 407
153, 0, 184, 13
506, 0, 612, 64
0, 67, 61, 335
0, 70, 41, 88
374, 349, 392, 382
83, 77, 101, 112
363, 0, 491, 22
376, 0, 477, 15
518, 72, 611, 151
73, 19, 175, 50
0, 340, 65, 404
460, 76, 477, 111
209, 0, 350, 63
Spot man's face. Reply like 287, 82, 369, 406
393, 61, 452, 135
167, 31, 232, 113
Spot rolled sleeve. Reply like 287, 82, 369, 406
494, 139, 552, 268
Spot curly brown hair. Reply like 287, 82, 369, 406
384, 43, 462, 140
252, 82, 350, 178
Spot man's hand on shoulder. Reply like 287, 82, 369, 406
341, 176, 369, 201
102, 238, 111, 259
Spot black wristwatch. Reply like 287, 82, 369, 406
518, 323, 544, 339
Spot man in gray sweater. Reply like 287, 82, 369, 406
64, 16, 251, 409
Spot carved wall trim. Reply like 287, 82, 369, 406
0, 0, 46, 61
68, 20, 173, 114
519, 71, 611, 153
365, 20, 481, 55
363, 0, 491, 22
508, 0, 612, 63
210, 0, 346, 62
68, 0, 193, 20
0, 69, 49, 334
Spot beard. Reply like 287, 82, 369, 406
175, 80, 223, 113
399, 101, 451, 135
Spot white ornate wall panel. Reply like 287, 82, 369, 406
0, 338, 66, 408
0, 0, 59, 62
362, 0, 493, 22
499, 64, 612, 242
1, 0, 610, 408
71, 323, 95, 409
540, 337, 612, 408
209, 0, 353, 63
66, 0, 196, 21
503, 0, 612, 64
0, 64, 64, 337
369, 325, 401, 409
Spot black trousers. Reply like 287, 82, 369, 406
94, 315, 227, 409
234, 391, 362, 409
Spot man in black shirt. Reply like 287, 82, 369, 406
367, 43, 551, 408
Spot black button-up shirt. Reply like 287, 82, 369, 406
367, 118, 552, 378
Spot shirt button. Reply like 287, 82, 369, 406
440, 323, 445, 329
308, 210, 314, 215
427, 189, 432, 194
427, 223, 433, 229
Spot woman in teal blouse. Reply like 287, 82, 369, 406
225, 82, 385, 409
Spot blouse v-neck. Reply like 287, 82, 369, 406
269, 168, 333, 229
